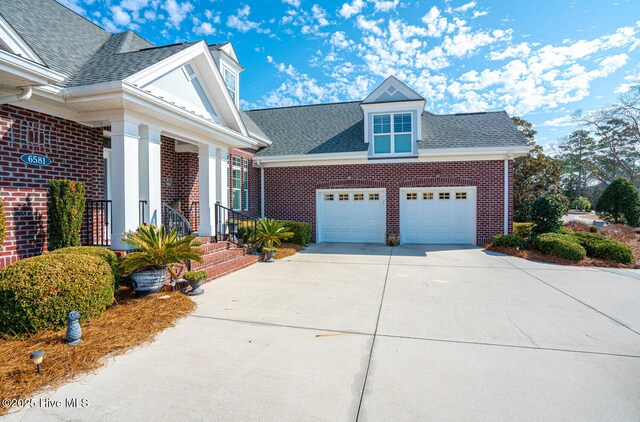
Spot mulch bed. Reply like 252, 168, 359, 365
0, 288, 195, 415
274, 243, 305, 259
488, 245, 638, 268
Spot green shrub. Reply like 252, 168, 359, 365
237, 221, 256, 245
534, 233, 586, 261
531, 195, 564, 235
513, 222, 535, 241
0, 197, 5, 249
280, 220, 311, 245
571, 232, 634, 264
589, 225, 598, 233
492, 234, 526, 248
50, 246, 119, 279
559, 226, 574, 235
47, 180, 86, 251
571, 196, 592, 211
183, 271, 207, 283
0, 254, 115, 336
596, 178, 640, 226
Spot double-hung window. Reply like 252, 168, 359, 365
232, 156, 242, 210
242, 158, 249, 211
223, 67, 237, 102
373, 112, 413, 155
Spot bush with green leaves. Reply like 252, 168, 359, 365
47, 180, 86, 251
183, 271, 207, 283
571, 232, 634, 264
530, 195, 564, 235
255, 218, 294, 249
50, 246, 119, 279
571, 196, 592, 211
279, 220, 311, 245
595, 178, 640, 226
492, 234, 526, 248
534, 233, 586, 261
0, 254, 115, 336
0, 196, 5, 249
513, 222, 535, 241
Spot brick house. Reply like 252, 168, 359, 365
0, 0, 530, 268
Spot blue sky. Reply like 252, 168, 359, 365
59, 0, 640, 146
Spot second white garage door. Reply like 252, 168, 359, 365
400, 187, 476, 245
316, 188, 386, 243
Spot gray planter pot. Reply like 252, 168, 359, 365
264, 249, 276, 262
130, 267, 167, 297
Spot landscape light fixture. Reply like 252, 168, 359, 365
30, 350, 45, 375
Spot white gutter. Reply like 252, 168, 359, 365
0, 86, 32, 105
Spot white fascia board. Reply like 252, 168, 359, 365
0, 49, 66, 85
418, 145, 533, 157
359, 99, 425, 112
0, 17, 44, 65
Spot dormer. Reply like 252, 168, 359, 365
209, 42, 244, 109
360, 76, 426, 158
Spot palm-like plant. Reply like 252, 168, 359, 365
119, 224, 203, 280
255, 218, 294, 249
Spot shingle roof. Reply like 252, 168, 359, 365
238, 110, 271, 142
246, 102, 528, 157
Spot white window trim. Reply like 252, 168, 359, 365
231, 156, 242, 211
371, 111, 416, 157
222, 65, 238, 105
242, 158, 249, 212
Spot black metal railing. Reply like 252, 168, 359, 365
162, 202, 192, 238
83, 200, 112, 246
214, 202, 257, 246
83, 200, 149, 246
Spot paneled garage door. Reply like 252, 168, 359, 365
316, 189, 386, 243
400, 187, 476, 245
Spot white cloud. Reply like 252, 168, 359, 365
338, 0, 366, 19
193, 21, 215, 35
162, 0, 193, 29
111, 6, 133, 26
472, 10, 487, 18
330, 31, 354, 49
227, 5, 270, 34
450, 2, 476, 13
421, 6, 455, 37
615, 73, 640, 93
282, 0, 301, 7
311, 4, 330, 26
489, 42, 532, 60
372, 0, 399, 13
543, 115, 578, 127
356, 15, 384, 36
119, 0, 150, 11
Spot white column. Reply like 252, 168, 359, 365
139, 125, 162, 226
198, 145, 217, 236
217, 148, 229, 208
111, 118, 140, 250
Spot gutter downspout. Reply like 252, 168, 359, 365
0, 87, 32, 105
504, 154, 512, 234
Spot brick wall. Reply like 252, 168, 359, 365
0, 104, 103, 268
262, 160, 513, 244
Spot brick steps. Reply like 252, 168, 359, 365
190, 240, 260, 283
190, 247, 249, 269
201, 254, 261, 281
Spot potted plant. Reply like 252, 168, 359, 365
120, 224, 203, 297
255, 218, 293, 262
227, 218, 238, 242
183, 270, 207, 296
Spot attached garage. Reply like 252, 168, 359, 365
316, 188, 386, 243
400, 187, 477, 245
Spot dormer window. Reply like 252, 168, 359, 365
373, 112, 413, 155
222, 66, 237, 102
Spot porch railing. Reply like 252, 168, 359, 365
82, 200, 148, 247
214, 202, 257, 246
162, 202, 192, 238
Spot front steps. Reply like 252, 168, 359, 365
190, 238, 261, 282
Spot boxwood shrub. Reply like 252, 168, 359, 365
50, 246, 119, 279
534, 233, 586, 261
280, 220, 311, 246
47, 180, 86, 251
513, 222, 535, 241
0, 254, 115, 336
571, 232, 634, 264
492, 234, 526, 248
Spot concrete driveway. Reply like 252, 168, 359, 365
7, 244, 640, 421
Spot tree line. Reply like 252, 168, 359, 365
513, 83, 640, 223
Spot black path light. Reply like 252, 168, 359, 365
30, 350, 45, 375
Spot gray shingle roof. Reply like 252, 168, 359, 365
239, 110, 271, 142
247, 102, 528, 157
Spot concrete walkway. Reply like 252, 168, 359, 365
6, 244, 640, 421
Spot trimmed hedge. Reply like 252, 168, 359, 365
280, 220, 311, 246
50, 246, 119, 279
0, 196, 5, 249
492, 234, 526, 248
571, 232, 634, 264
531, 195, 564, 235
0, 254, 115, 336
513, 222, 535, 241
47, 180, 86, 251
237, 219, 311, 246
534, 233, 586, 261
596, 178, 640, 226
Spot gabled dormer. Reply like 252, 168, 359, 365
360, 76, 426, 158
209, 42, 244, 109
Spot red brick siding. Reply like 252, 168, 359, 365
262, 160, 513, 244
0, 104, 103, 268
177, 152, 199, 228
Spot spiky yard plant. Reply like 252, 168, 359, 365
119, 224, 203, 281
255, 218, 294, 249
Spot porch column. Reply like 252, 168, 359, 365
139, 125, 162, 226
217, 148, 229, 208
198, 145, 217, 236
110, 118, 140, 250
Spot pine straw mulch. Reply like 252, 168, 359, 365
488, 246, 638, 268
0, 287, 195, 415
274, 243, 305, 259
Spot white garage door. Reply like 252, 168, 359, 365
317, 189, 386, 243
400, 187, 476, 245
